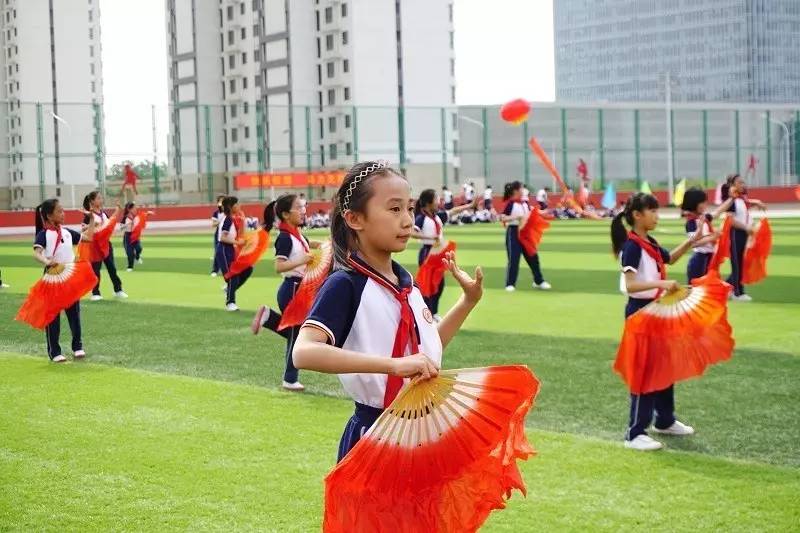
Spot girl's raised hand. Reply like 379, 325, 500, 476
391, 353, 439, 380
442, 251, 483, 305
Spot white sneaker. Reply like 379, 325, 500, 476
0, 283, 9, 289
90, 294, 103, 302
505, 285, 516, 292
624, 434, 663, 451
114, 291, 129, 299
211, 272, 218, 277
51, 355, 67, 363
226, 303, 239, 312
251, 305, 267, 335
731, 294, 752, 302
651, 420, 695, 436
282, 380, 305, 392
137, 258, 143, 265
73, 350, 86, 359
221, 284, 228, 292
126, 268, 133, 272
534, 281, 552, 290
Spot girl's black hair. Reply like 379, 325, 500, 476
331, 160, 403, 268
681, 187, 707, 213
122, 202, 136, 222
35, 199, 59, 234
610, 192, 659, 255
721, 173, 741, 201
221, 196, 238, 216
263, 194, 297, 231
415, 188, 437, 215
82, 191, 100, 224
503, 181, 522, 201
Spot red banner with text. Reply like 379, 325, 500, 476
234, 171, 346, 189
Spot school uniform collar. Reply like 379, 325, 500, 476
349, 252, 413, 292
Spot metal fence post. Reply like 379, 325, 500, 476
93, 101, 105, 195
734, 110, 740, 174
481, 107, 489, 180
702, 109, 709, 188
352, 105, 359, 162
440, 107, 448, 187
151, 104, 160, 205
256, 101, 265, 200
560, 108, 569, 188
634, 109, 641, 190
305, 105, 312, 198
522, 120, 530, 187
204, 105, 213, 203
765, 111, 772, 185
36, 103, 45, 202
597, 109, 605, 189
398, 105, 407, 174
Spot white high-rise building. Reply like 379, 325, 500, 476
0, 0, 105, 209
166, 0, 456, 194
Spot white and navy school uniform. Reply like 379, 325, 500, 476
619, 235, 676, 440
414, 210, 448, 315
122, 215, 142, 269
536, 188, 548, 210
302, 255, 443, 462
727, 197, 750, 296
211, 208, 223, 274
83, 210, 122, 296
33, 226, 84, 359
502, 201, 544, 287
443, 189, 454, 210
685, 214, 714, 282
274, 227, 310, 384
215, 215, 252, 304
483, 188, 493, 210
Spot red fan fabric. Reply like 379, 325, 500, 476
129, 212, 148, 244
278, 240, 333, 330
324, 365, 539, 533
518, 207, 549, 256
76, 215, 117, 263
15, 262, 98, 329
500, 98, 531, 125
224, 229, 270, 280
614, 272, 734, 394
742, 218, 772, 285
416, 241, 456, 298
707, 215, 732, 273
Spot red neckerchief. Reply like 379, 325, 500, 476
733, 190, 752, 210
347, 254, 418, 408
278, 221, 309, 252
627, 231, 667, 298
425, 210, 442, 238
44, 222, 63, 256
686, 213, 713, 235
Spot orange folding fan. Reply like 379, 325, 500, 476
324, 365, 539, 533
742, 218, 772, 284
129, 212, 148, 243
518, 206, 549, 256
614, 273, 734, 395
416, 241, 456, 298
224, 228, 270, 280
707, 215, 732, 273
15, 262, 98, 329
278, 240, 333, 330
76, 215, 117, 262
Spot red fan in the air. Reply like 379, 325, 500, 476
278, 240, 333, 330
129, 211, 149, 244
416, 241, 456, 298
15, 262, 98, 329
706, 215, 732, 274
76, 215, 117, 263
518, 206, 550, 256
500, 98, 531, 125
742, 218, 772, 284
614, 273, 734, 395
324, 365, 539, 533
224, 228, 270, 280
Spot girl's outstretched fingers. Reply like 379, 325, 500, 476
443, 251, 483, 305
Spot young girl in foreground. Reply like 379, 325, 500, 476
611, 193, 708, 451
292, 161, 484, 461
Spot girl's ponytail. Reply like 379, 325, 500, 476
34, 204, 44, 235
610, 210, 628, 256
263, 200, 277, 231
35, 199, 59, 235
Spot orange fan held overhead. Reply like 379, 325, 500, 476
76, 215, 117, 263
741, 218, 772, 285
278, 239, 333, 330
416, 240, 456, 298
614, 274, 735, 395
324, 365, 539, 533
224, 228, 270, 281
15, 262, 98, 329
128, 211, 149, 244
518, 206, 550, 257
500, 98, 531, 125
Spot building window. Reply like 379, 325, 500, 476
327, 89, 335, 105
343, 59, 349, 73
328, 116, 336, 132
318, 118, 324, 139
325, 6, 333, 23
231, 104, 238, 118
346, 142, 352, 155
228, 30, 234, 45
253, 24, 260, 36
245, 126, 250, 138
229, 55, 235, 69
344, 87, 350, 100
451, 86, 456, 103
89, 45, 94, 57
317, 64, 322, 84
232, 152, 239, 166
320, 144, 325, 166
240, 3, 245, 15
254, 49, 261, 62
450, 58, 455, 76
448, 3, 453, 22
318, 91, 323, 110
342, 31, 348, 45
243, 77, 248, 89
245, 152, 251, 163
342, 3, 347, 17
241, 27, 246, 39
329, 143, 337, 160
327, 62, 334, 78
91, 81, 96, 92
89, 28, 93, 39
326, 34, 334, 50
244, 102, 249, 114
315, 10, 320, 31
316, 38, 321, 58
242, 52, 247, 64
449, 31, 454, 49
232, 128, 238, 142
230, 79, 236, 93
345, 114, 351, 128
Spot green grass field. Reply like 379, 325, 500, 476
1, 219, 799, 531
